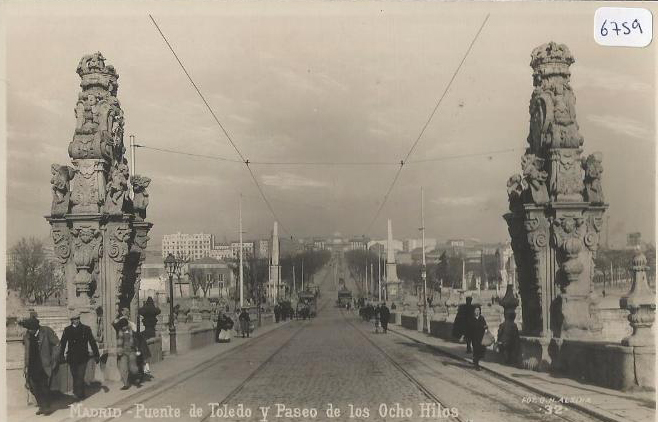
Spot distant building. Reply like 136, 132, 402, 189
188, 257, 234, 298
403, 238, 437, 253
230, 242, 254, 259
348, 238, 368, 251
162, 232, 214, 260
313, 238, 327, 251
209, 244, 232, 261
256, 239, 270, 259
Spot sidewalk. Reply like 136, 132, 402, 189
7, 319, 288, 422
388, 325, 656, 422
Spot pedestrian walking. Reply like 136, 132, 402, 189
59, 311, 100, 400
274, 304, 281, 323
239, 308, 251, 338
113, 317, 150, 389
469, 305, 488, 371
215, 311, 234, 343
379, 303, 390, 333
454, 297, 475, 354
373, 304, 381, 333
20, 316, 60, 415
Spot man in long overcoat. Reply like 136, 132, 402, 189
59, 311, 100, 400
21, 316, 60, 415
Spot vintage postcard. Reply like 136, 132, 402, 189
1, 1, 655, 421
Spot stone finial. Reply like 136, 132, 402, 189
500, 281, 519, 318
530, 41, 575, 78
138, 297, 161, 340
620, 249, 655, 347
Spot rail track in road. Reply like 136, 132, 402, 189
347, 309, 613, 422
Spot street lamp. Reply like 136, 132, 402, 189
164, 253, 180, 355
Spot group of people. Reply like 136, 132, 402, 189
20, 306, 151, 415
453, 297, 520, 370
214, 307, 252, 341
273, 302, 295, 322
453, 297, 488, 370
359, 302, 391, 334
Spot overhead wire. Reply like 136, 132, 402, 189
135, 143, 519, 165
149, 14, 294, 239
364, 13, 490, 237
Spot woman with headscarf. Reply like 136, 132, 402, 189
468, 305, 488, 371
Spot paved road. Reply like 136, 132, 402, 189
100, 258, 600, 422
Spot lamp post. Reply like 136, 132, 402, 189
164, 253, 180, 355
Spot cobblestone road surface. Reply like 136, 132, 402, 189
104, 261, 601, 422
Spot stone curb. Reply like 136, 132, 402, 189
388, 326, 625, 422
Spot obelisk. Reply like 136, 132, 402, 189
269, 221, 280, 304
385, 219, 402, 301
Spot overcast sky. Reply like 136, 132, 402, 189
1, 0, 655, 249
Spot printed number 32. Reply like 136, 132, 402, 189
544, 405, 564, 415
600, 19, 643, 36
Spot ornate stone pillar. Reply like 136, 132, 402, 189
620, 250, 655, 347
46, 53, 153, 382
504, 42, 607, 339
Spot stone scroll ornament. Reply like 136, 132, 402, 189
71, 226, 102, 295
50, 164, 75, 217
552, 216, 586, 289
108, 224, 132, 263
51, 227, 72, 264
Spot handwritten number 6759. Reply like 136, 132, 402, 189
600, 19, 643, 36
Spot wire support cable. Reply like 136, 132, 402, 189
363, 13, 490, 236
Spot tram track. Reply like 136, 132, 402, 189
86, 319, 304, 422
90, 263, 335, 422
347, 310, 609, 422
341, 310, 464, 422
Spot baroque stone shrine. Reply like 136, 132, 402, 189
505, 42, 607, 340
46, 53, 153, 380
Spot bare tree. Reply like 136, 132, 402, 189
6, 237, 64, 304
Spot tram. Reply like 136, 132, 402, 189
337, 288, 352, 308
296, 290, 318, 318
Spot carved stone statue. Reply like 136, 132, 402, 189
583, 152, 604, 204
521, 154, 549, 205
131, 175, 151, 220
104, 162, 129, 215
71, 225, 102, 295
50, 164, 75, 216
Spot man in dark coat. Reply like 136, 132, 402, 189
379, 303, 390, 333
454, 297, 475, 353
239, 308, 251, 338
59, 311, 100, 400
20, 316, 60, 415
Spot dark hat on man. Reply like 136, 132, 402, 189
20, 316, 40, 331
